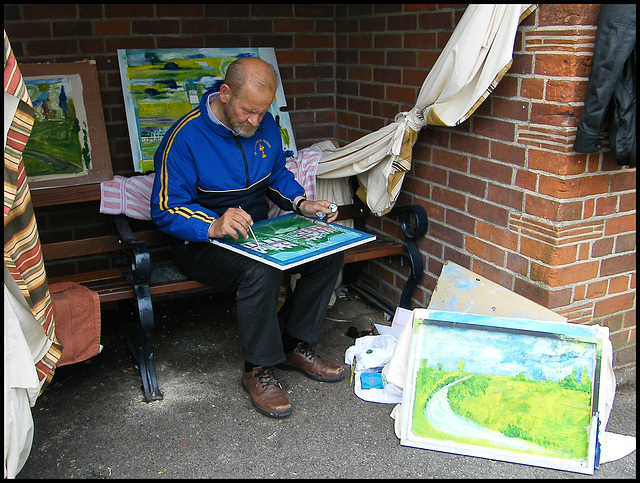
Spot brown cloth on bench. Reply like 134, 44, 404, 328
49, 282, 101, 367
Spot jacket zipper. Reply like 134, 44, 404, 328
233, 136, 250, 187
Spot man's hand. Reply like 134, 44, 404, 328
208, 207, 253, 240
298, 199, 339, 223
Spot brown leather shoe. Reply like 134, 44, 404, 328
279, 341, 345, 382
241, 366, 292, 418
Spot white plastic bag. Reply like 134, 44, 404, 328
344, 335, 398, 370
344, 335, 403, 404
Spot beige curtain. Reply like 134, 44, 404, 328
316, 4, 538, 215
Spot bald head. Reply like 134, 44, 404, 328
214, 57, 278, 138
224, 57, 278, 97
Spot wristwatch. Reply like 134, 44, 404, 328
295, 197, 306, 214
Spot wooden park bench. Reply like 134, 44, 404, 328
31, 182, 428, 403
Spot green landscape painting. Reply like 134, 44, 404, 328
118, 47, 296, 173
401, 310, 602, 475
22, 75, 91, 180
212, 213, 375, 270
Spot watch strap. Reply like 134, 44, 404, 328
295, 197, 306, 214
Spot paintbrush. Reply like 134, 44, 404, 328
247, 223, 265, 253
239, 206, 265, 253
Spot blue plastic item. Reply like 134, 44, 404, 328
360, 372, 384, 389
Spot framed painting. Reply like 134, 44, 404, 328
117, 47, 297, 173
19, 60, 113, 190
401, 309, 602, 475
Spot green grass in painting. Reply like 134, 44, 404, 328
137, 99, 193, 119
126, 56, 232, 82
280, 127, 291, 148
411, 362, 592, 461
23, 118, 85, 177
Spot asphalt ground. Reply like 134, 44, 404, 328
17, 291, 636, 479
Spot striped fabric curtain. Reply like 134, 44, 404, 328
4, 29, 62, 387
4, 29, 63, 478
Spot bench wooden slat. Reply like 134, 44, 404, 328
93, 279, 209, 303
30, 183, 102, 208
42, 235, 125, 261
47, 268, 125, 285
129, 229, 171, 246
43, 211, 408, 297
334, 203, 369, 221
48, 267, 209, 303
343, 238, 405, 264
44, 235, 401, 302
48, 270, 133, 302
45, 239, 399, 295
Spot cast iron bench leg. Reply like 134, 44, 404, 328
114, 215, 164, 402
398, 205, 429, 309
134, 282, 163, 402
399, 239, 423, 309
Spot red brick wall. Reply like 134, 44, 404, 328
334, 4, 635, 382
4, 4, 635, 382
4, 3, 337, 175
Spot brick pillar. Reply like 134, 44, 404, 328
492, 5, 635, 380
371, 5, 635, 381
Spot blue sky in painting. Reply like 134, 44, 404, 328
417, 324, 597, 383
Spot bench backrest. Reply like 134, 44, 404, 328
32, 181, 374, 278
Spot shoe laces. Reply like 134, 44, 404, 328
296, 341, 319, 360
255, 366, 282, 389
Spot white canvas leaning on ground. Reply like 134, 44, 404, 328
400, 309, 602, 475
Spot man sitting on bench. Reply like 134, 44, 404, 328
150, 57, 345, 418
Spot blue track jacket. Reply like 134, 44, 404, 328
150, 88, 305, 242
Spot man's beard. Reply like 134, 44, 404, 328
231, 122, 258, 138
223, 103, 259, 138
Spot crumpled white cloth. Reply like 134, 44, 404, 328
4, 266, 51, 479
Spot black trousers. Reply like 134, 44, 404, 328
173, 240, 344, 367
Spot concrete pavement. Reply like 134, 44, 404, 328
17, 291, 636, 479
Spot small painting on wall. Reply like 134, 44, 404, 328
19, 60, 112, 190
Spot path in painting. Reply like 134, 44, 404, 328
424, 376, 547, 453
